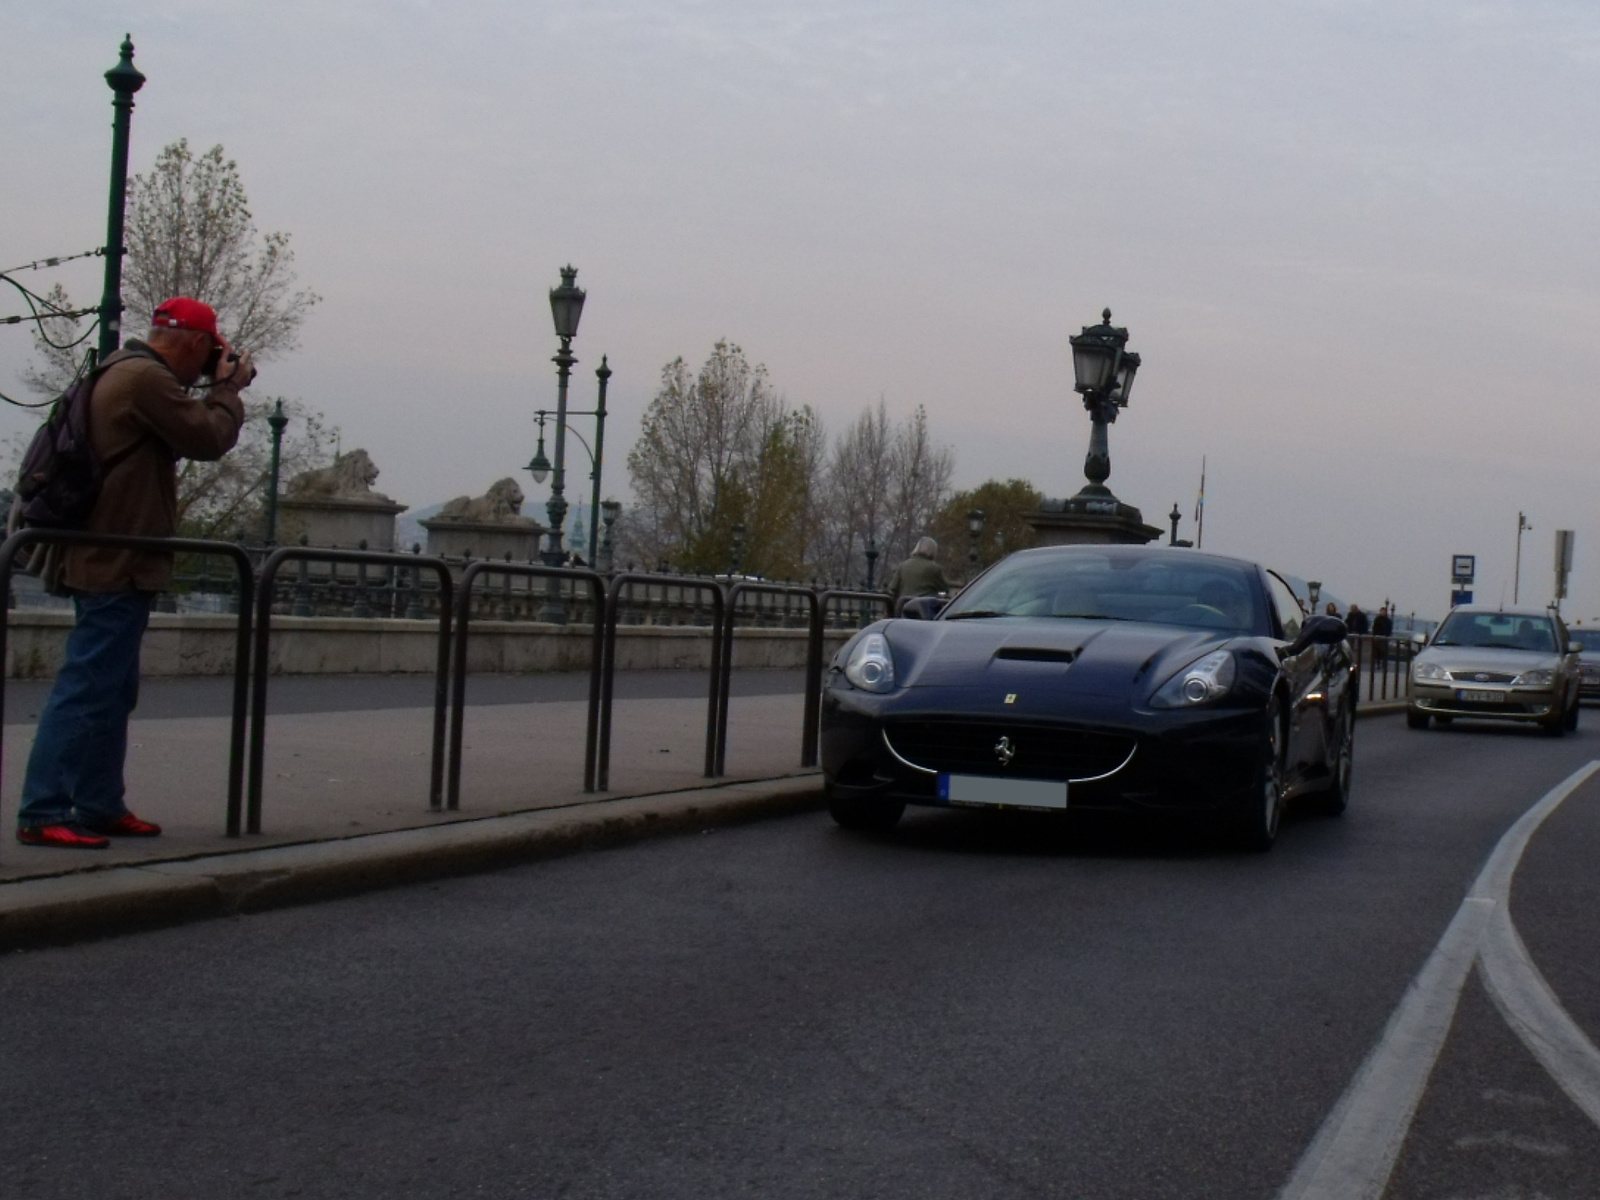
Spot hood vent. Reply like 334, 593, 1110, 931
994, 647, 1077, 663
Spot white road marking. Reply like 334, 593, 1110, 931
1480, 904, 1600, 1127
1276, 761, 1600, 1200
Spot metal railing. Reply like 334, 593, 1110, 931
0, 529, 255, 837
247, 546, 454, 834
596, 573, 727, 789
1349, 634, 1418, 703
446, 561, 606, 807
714, 581, 824, 775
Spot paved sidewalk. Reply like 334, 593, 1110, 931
1, 672, 815, 884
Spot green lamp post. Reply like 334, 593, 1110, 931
539, 265, 585, 623
97, 35, 146, 362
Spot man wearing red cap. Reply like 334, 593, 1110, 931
16, 298, 253, 848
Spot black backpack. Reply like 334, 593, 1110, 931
13, 345, 160, 529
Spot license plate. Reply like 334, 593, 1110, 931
938, 773, 1067, 810
1457, 689, 1505, 703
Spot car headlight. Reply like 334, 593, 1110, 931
1151, 649, 1236, 707
1513, 668, 1555, 686
843, 632, 897, 693
1413, 662, 1448, 681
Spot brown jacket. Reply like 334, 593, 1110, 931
63, 342, 245, 592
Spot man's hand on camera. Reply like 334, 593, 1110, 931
215, 348, 255, 389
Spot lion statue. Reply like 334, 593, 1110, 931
433, 478, 535, 525
286, 449, 392, 501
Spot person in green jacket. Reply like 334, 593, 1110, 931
886, 537, 949, 602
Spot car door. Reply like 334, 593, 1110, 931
1264, 570, 1328, 786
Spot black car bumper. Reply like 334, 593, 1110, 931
821, 687, 1265, 816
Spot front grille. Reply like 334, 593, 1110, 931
884, 719, 1135, 782
1448, 670, 1517, 683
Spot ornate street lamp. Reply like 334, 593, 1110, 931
265, 399, 288, 544
527, 412, 550, 484
539, 265, 585, 623
599, 499, 622, 574
1068, 308, 1140, 494
967, 509, 986, 572
864, 533, 879, 591
730, 523, 747, 577
98, 35, 145, 362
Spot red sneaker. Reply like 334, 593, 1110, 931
88, 812, 162, 837
17, 823, 111, 849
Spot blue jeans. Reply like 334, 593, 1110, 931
18, 591, 153, 828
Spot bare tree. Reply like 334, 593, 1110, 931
817, 400, 894, 584
885, 404, 954, 564
18, 140, 334, 537
815, 400, 952, 586
27, 138, 320, 394
625, 341, 788, 573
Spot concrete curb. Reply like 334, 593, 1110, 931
1357, 699, 1409, 717
0, 776, 825, 952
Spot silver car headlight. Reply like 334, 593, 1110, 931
1513, 668, 1555, 686
843, 633, 897, 693
1151, 649, 1236, 707
1413, 662, 1448, 681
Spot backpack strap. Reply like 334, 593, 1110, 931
87, 341, 172, 472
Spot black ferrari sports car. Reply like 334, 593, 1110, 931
821, 545, 1356, 850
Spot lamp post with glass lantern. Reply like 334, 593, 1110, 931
538, 265, 585, 623
864, 533, 879, 590
265, 399, 288, 544
599, 499, 622, 574
1024, 308, 1163, 546
730, 523, 747, 577
1068, 308, 1140, 497
967, 509, 986, 573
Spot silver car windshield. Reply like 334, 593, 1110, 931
942, 551, 1269, 634
1434, 612, 1557, 652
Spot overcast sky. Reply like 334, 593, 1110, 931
4, 2, 1599, 618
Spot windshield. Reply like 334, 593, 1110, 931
1569, 629, 1600, 652
1433, 612, 1558, 652
941, 550, 1269, 634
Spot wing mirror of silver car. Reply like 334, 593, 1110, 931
1412, 632, 1428, 645
899, 596, 948, 620
1569, 641, 1584, 654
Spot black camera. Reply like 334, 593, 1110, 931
204, 345, 257, 384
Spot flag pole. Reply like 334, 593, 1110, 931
1194, 456, 1206, 549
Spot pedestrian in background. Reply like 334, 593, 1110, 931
886, 536, 949, 604
1372, 605, 1394, 666
1347, 603, 1370, 635
14, 298, 251, 849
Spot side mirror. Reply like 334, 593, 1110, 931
1288, 614, 1347, 653
1569, 641, 1584, 655
899, 596, 948, 620
1411, 632, 1427, 646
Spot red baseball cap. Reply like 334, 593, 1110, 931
151, 297, 221, 344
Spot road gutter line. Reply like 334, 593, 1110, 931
1275, 759, 1600, 1200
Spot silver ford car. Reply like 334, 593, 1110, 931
1407, 605, 1581, 734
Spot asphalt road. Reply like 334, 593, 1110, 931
1, 667, 807, 724
4, 712, 1600, 1198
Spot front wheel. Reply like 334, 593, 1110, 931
1232, 705, 1286, 852
1564, 692, 1580, 732
1406, 708, 1430, 730
828, 789, 905, 833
